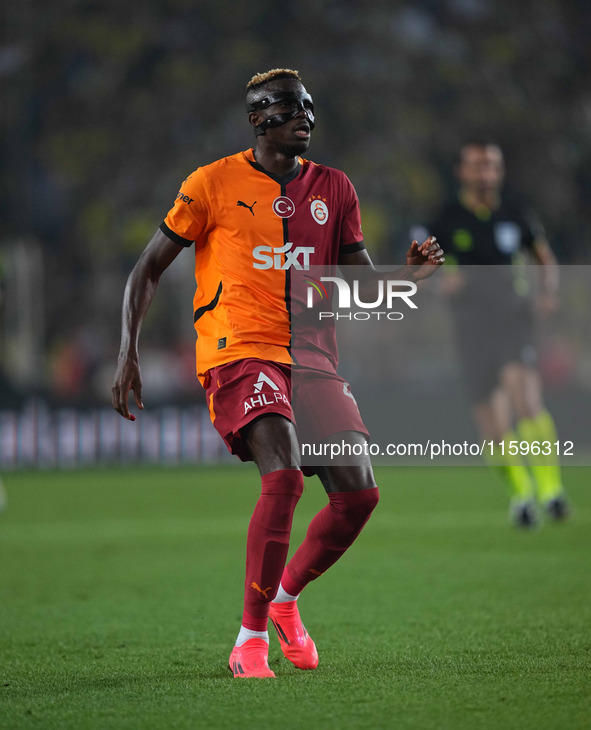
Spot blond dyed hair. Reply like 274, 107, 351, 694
246, 68, 301, 90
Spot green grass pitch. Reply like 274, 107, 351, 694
1, 465, 589, 729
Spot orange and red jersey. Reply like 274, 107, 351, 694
161, 148, 364, 384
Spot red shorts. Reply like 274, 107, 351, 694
204, 358, 368, 462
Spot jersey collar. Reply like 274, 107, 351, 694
458, 190, 496, 221
243, 148, 304, 186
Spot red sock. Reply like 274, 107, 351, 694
242, 469, 304, 631
281, 487, 379, 597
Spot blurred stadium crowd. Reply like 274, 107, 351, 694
1, 0, 590, 409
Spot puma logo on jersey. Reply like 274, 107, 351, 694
237, 200, 257, 216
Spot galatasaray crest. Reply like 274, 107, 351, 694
309, 195, 329, 226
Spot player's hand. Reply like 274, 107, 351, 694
406, 236, 445, 280
111, 356, 144, 421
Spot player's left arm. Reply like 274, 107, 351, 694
336, 173, 443, 283
531, 237, 560, 314
338, 236, 445, 283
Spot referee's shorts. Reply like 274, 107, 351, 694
452, 306, 537, 404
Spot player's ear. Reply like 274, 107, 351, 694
249, 112, 263, 128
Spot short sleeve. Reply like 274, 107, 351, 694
161, 168, 214, 247
339, 175, 364, 252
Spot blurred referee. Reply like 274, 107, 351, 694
429, 140, 570, 527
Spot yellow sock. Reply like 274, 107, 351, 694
517, 411, 564, 502
484, 430, 534, 500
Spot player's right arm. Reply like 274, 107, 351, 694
531, 236, 560, 315
112, 228, 183, 421
522, 209, 560, 315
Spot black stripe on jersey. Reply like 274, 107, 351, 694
194, 281, 222, 323
281, 183, 294, 363
159, 221, 193, 247
339, 240, 365, 254
247, 157, 301, 186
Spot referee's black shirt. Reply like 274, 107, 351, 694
429, 196, 544, 316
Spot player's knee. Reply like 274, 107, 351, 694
357, 486, 380, 517
261, 467, 304, 500
332, 486, 380, 522
286, 469, 305, 500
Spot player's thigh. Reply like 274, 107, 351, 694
293, 369, 368, 445
204, 357, 295, 468
472, 387, 512, 441
500, 362, 543, 418
243, 414, 301, 475
315, 431, 377, 494
454, 330, 500, 406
